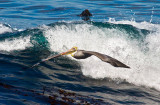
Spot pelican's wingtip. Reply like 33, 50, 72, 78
124, 65, 130, 69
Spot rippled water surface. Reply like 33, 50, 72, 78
0, 0, 160, 28
0, 0, 160, 105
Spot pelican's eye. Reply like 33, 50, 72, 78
72, 46, 78, 51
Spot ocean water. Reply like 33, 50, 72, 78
0, 0, 160, 104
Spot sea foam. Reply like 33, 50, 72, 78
0, 24, 12, 34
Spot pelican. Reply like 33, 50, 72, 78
30, 47, 130, 69
61, 47, 130, 68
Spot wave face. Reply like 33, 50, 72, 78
0, 21, 160, 104
42, 21, 160, 90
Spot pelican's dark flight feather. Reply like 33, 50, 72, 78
73, 50, 130, 68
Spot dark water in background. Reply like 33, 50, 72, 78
0, 0, 160, 105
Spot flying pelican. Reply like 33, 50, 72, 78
30, 47, 130, 69
61, 47, 130, 68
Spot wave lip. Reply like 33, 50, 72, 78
0, 24, 12, 34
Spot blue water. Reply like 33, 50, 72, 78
0, 0, 160, 104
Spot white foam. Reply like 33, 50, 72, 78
108, 18, 160, 31
0, 36, 32, 52
0, 24, 12, 34
43, 21, 160, 91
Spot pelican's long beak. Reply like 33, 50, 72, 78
60, 47, 77, 55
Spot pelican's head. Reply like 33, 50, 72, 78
61, 46, 78, 55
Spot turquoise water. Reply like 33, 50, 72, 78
0, 0, 160, 104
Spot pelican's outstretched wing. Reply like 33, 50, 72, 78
83, 50, 130, 68
28, 54, 62, 69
